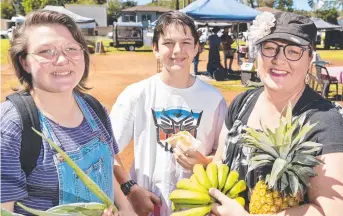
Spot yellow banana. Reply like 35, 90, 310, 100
193, 164, 212, 189
228, 180, 247, 196
206, 162, 218, 189
190, 174, 198, 183
234, 197, 246, 207
227, 193, 238, 199
170, 205, 212, 216
176, 179, 208, 194
217, 164, 229, 191
172, 203, 205, 212
222, 170, 239, 194
169, 189, 212, 205
172, 202, 176, 212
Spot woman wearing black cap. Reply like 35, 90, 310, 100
210, 12, 343, 216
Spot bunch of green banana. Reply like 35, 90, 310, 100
0, 128, 118, 216
169, 162, 247, 215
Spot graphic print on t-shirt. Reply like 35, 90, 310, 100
152, 108, 203, 151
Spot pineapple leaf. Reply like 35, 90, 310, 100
289, 165, 317, 187
280, 173, 289, 193
243, 127, 276, 147
265, 128, 276, 144
295, 141, 323, 151
285, 102, 293, 130
300, 147, 322, 154
298, 112, 307, 129
290, 122, 318, 151
242, 133, 279, 158
268, 158, 288, 189
279, 132, 292, 160
293, 154, 323, 166
298, 183, 306, 200
250, 154, 275, 162
265, 174, 271, 184
247, 160, 273, 174
287, 171, 300, 196
275, 120, 286, 147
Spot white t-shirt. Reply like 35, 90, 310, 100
110, 74, 227, 215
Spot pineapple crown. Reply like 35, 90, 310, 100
241, 102, 324, 197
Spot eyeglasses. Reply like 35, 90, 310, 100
27, 43, 85, 64
261, 41, 311, 61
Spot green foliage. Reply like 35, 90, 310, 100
75, 0, 96, 4
274, 0, 293, 11
106, 0, 137, 25
314, 8, 339, 24
121, 0, 137, 8
257, 0, 275, 7
1, 0, 16, 19
21, 0, 71, 14
107, 0, 121, 24
146, 0, 184, 10
292, 9, 312, 17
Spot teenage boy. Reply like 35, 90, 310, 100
110, 11, 227, 216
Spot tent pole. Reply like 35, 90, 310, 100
237, 23, 240, 69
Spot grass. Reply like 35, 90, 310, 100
1, 39, 10, 65
101, 38, 152, 54
208, 80, 250, 92
317, 50, 343, 62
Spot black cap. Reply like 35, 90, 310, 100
256, 12, 317, 46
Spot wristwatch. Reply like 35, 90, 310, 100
120, 180, 137, 196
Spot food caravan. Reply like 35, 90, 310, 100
110, 22, 144, 51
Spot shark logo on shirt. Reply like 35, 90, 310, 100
152, 108, 203, 152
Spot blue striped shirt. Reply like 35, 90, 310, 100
1, 98, 119, 215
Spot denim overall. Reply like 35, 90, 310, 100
38, 93, 114, 204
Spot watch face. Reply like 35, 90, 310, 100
121, 180, 136, 195
122, 185, 130, 195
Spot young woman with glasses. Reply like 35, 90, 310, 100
0, 10, 136, 216
211, 12, 343, 216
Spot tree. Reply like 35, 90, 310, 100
257, 0, 275, 7
176, 0, 179, 10
274, 0, 293, 11
122, 0, 137, 8
314, 8, 339, 24
308, 0, 343, 10
107, 0, 122, 25
22, 0, 41, 14
1, 0, 16, 19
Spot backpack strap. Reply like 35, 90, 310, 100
6, 91, 42, 177
82, 94, 108, 131
6, 92, 109, 178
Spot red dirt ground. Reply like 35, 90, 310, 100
1, 51, 342, 172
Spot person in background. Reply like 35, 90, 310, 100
0, 10, 136, 216
221, 27, 235, 72
207, 26, 221, 77
110, 11, 227, 216
193, 30, 205, 75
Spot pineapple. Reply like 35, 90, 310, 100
241, 103, 324, 214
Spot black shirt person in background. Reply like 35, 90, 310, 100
221, 27, 235, 71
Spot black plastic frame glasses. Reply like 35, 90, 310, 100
261, 41, 311, 61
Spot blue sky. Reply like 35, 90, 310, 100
134, 0, 313, 11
